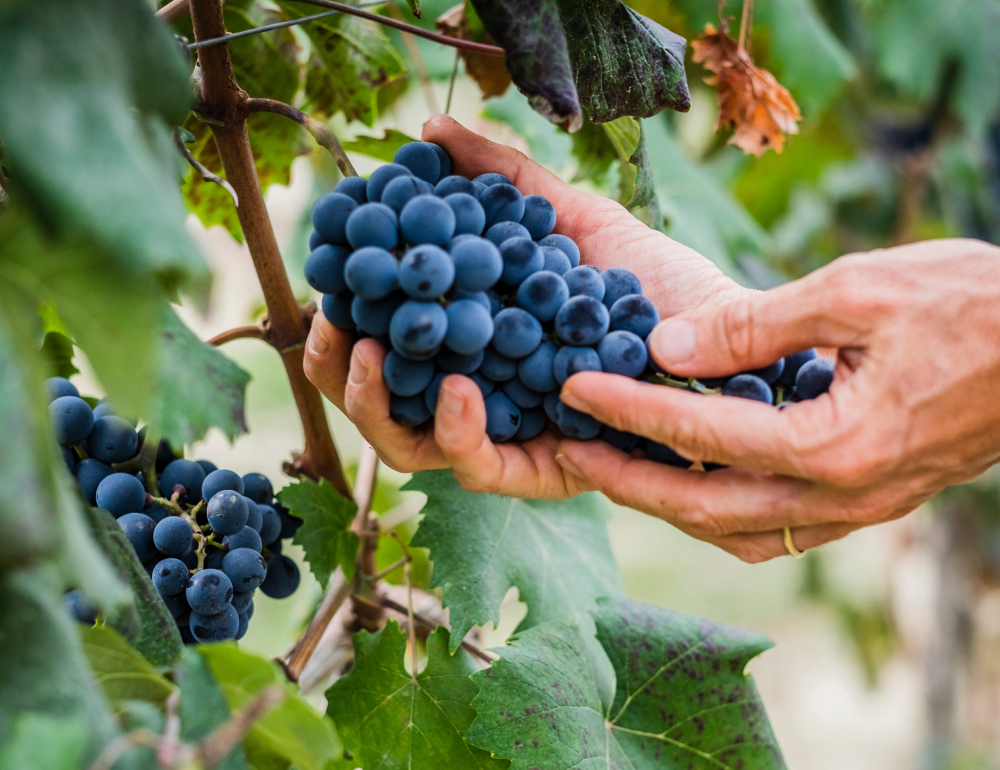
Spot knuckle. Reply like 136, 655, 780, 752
454, 472, 495, 495
730, 541, 776, 564
716, 299, 758, 366
677, 507, 728, 538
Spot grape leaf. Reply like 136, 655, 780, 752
198, 644, 343, 770
406, 470, 623, 652
326, 623, 505, 770
79, 625, 176, 708
466, 598, 785, 770
0, 713, 88, 770
278, 478, 360, 588
342, 129, 420, 162
174, 648, 249, 770
150, 308, 250, 448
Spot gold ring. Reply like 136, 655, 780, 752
783, 527, 805, 558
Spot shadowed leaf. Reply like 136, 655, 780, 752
278, 478, 359, 588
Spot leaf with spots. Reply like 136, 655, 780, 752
326, 623, 506, 770
277, 478, 359, 588
466, 597, 786, 770
406, 470, 623, 653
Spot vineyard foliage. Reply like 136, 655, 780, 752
1, 0, 1000, 768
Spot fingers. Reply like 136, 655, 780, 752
303, 311, 355, 411
646, 265, 869, 379
434, 375, 596, 498
341, 339, 447, 472
707, 521, 859, 563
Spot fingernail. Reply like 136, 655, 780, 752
348, 346, 370, 387
308, 325, 330, 356
558, 385, 586, 411
555, 452, 584, 479
650, 320, 696, 366
438, 383, 465, 418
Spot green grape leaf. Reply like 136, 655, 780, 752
406, 470, 623, 652
198, 644, 343, 770
79, 624, 176, 709
174, 649, 249, 770
326, 623, 505, 770
467, 598, 785, 770
150, 308, 250, 448
279, 2, 407, 127
278, 478, 360, 588
0, 0, 207, 299
0, 713, 88, 770
570, 119, 618, 187
40, 326, 79, 379
342, 129, 419, 162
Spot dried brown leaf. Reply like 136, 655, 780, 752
692, 22, 801, 156
436, 3, 511, 99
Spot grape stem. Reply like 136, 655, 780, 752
195, 685, 285, 769
246, 99, 357, 178
643, 373, 721, 396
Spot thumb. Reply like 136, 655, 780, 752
647, 268, 867, 378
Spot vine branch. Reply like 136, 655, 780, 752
246, 98, 356, 177
377, 595, 496, 664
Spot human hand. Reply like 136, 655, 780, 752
553, 239, 1000, 560
305, 114, 746, 498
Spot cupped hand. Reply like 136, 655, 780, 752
304, 114, 744, 498
554, 239, 1000, 561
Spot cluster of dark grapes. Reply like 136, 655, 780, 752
48, 377, 303, 644
305, 141, 835, 466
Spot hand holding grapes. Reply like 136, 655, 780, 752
554, 239, 1000, 561
304, 114, 747, 498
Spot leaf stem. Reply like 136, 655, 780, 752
284, 568, 354, 681
387, 2, 441, 116
195, 685, 285, 769
207, 324, 267, 346
173, 129, 239, 207
445, 49, 460, 115
246, 98, 357, 177
406, 560, 418, 675
377, 595, 496, 664
364, 555, 409, 583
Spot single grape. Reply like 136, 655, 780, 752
518, 341, 559, 392
207, 490, 249, 536
400, 195, 456, 246
305, 243, 351, 294
486, 289, 503, 316
795, 358, 835, 400
92, 399, 118, 421
428, 143, 451, 179
502, 377, 544, 408
470, 371, 496, 399
383, 350, 436, 397
152, 558, 189, 596
235, 612, 250, 640
514, 406, 547, 441
223, 548, 267, 592
258, 504, 282, 545
777, 349, 818, 387
601, 268, 642, 308
50, 396, 94, 446
436, 348, 483, 375
485, 392, 521, 442
64, 590, 98, 624
389, 301, 449, 360
312, 192, 358, 244
452, 237, 503, 291
204, 548, 225, 571
46, 376, 79, 401
391, 393, 432, 425
448, 233, 479, 252
517, 270, 569, 322
543, 391, 561, 422
609, 295, 660, 339
366, 163, 411, 202
89, 415, 141, 463
322, 292, 357, 331
553, 346, 602, 385
74, 458, 113, 505
555, 401, 601, 440
399, 245, 455, 300
443, 192, 486, 237
499, 237, 543, 286
381, 174, 433, 214
555, 295, 610, 347
453, 289, 491, 312
445, 299, 494, 355
722, 374, 774, 404
352, 292, 403, 336
538, 234, 581, 268
519, 195, 556, 239
344, 246, 399, 300
190, 604, 240, 643
748, 359, 785, 384
540, 246, 572, 276
491, 308, 542, 359
244, 497, 263, 533
277, 506, 303, 539
309, 230, 324, 250
599, 425, 641, 453
196, 459, 218, 475
564, 266, 606, 301
434, 175, 477, 198
118, 512, 157, 561
647, 442, 691, 468
160, 460, 206, 504
485, 221, 530, 246
225, 525, 263, 553
202, 469, 244, 503
96, 473, 145, 517
423, 373, 447, 414
153, 516, 193, 557
334, 175, 368, 204
242, 473, 273, 504
259, 554, 300, 599
162, 592, 190, 619
394, 142, 442, 183
231, 589, 254, 615
480, 347, 517, 382
155, 440, 180, 473
61, 445, 75, 471
598, 331, 648, 378
186, 569, 233, 615
346, 203, 398, 250
481, 184, 525, 227
143, 503, 169, 524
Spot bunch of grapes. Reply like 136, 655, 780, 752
305, 141, 835, 466
47, 377, 303, 644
